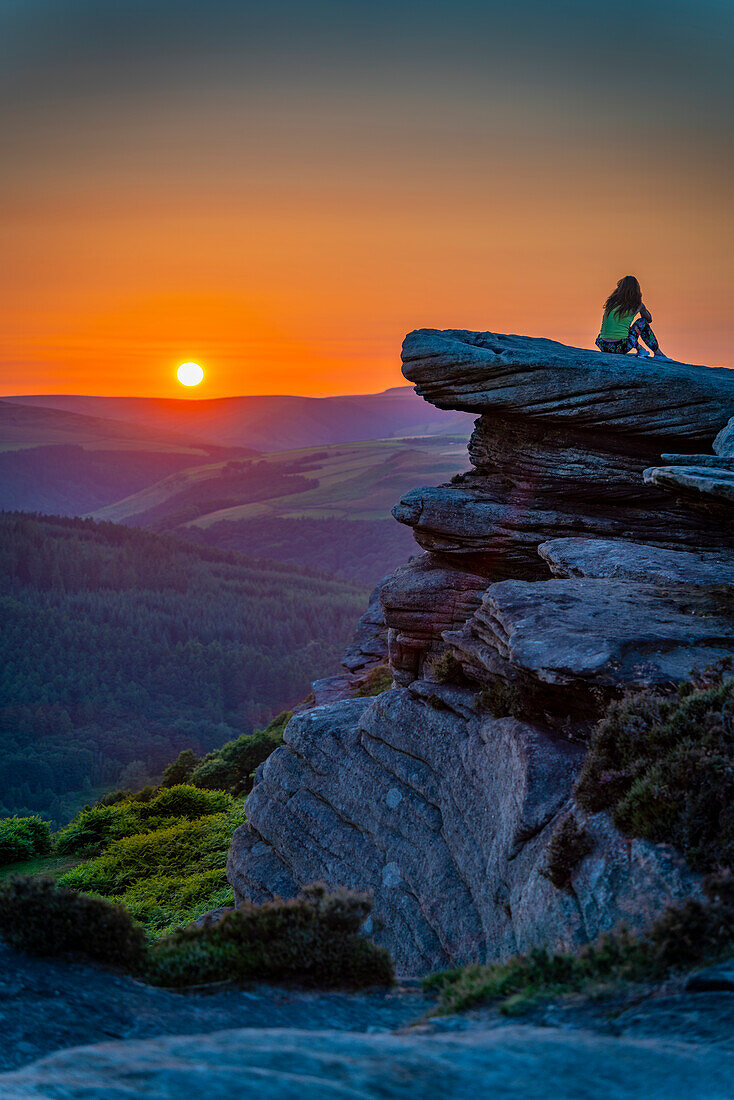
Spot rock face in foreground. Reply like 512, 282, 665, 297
228, 332, 733, 975
4, 1023, 733, 1100
229, 690, 696, 974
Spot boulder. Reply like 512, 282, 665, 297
229, 689, 697, 975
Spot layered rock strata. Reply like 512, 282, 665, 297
228, 332, 733, 975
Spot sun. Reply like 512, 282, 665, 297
176, 361, 204, 387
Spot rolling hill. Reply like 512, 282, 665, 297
0, 401, 252, 515
5, 388, 474, 452
91, 437, 468, 581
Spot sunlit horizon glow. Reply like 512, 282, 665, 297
2, 1, 733, 399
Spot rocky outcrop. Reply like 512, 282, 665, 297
447, 578, 734, 698
294, 576, 391, 711
379, 553, 488, 684
228, 332, 733, 975
341, 577, 390, 673
229, 688, 698, 975
644, 462, 734, 506
400, 330, 734, 438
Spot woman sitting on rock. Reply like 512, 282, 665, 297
596, 275, 668, 359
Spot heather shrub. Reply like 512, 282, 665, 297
576, 668, 734, 870
426, 650, 465, 685
146, 883, 394, 989
0, 816, 52, 867
541, 813, 593, 889
425, 872, 734, 1015
475, 681, 523, 718
0, 876, 145, 969
352, 664, 393, 697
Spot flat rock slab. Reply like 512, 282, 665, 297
644, 464, 734, 506
0, 944, 430, 1074
660, 454, 734, 469
401, 330, 734, 443
452, 577, 734, 687
539, 538, 734, 586
2, 1024, 733, 1100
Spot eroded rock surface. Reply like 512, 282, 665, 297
380, 553, 488, 684
228, 331, 733, 976
229, 688, 697, 974
401, 329, 734, 439
447, 578, 734, 692
644, 464, 734, 506
715, 415, 734, 456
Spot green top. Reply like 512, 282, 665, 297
599, 307, 637, 341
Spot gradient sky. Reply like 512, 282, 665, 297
2, 0, 733, 398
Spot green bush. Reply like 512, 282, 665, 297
541, 813, 593, 890
425, 872, 734, 1016
0, 876, 145, 969
56, 785, 236, 857
160, 749, 199, 788
55, 802, 142, 857
575, 669, 734, 871
0, 816, 52, 867
60, 808, 243, 897
145, 882, 394, 989
119, 869, 233, 933
135, 785, 231, 820
189, 714, 289, 797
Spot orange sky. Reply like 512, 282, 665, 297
3, 2, 733, 398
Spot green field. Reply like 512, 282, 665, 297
93, 437, 469, 527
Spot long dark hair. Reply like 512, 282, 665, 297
604, 275, 642, 318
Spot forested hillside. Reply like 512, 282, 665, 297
0, 514, 365, 823
183, 517, 415, 585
